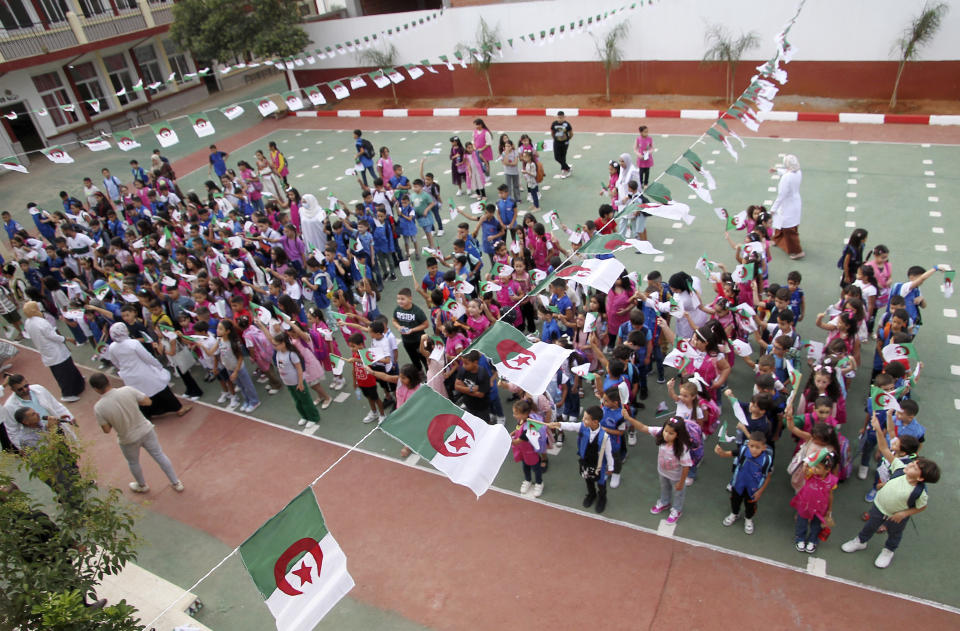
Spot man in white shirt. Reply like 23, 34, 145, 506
81, 177, 101, 209
4, 374, 74, 450
89, 372, 184, 494
62, 224, 96, 276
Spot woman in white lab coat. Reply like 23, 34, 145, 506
771, 154, 804, 259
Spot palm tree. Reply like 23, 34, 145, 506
595, 22, 630, 102
358, 43, 399, 105
701, 24, 760, 103
890, 2, 949, 109
458, 17, 500, 97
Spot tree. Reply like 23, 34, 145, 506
701, 24, 760, 103
170, 0, 311, 66
248, 0, 312, 59
358, 43, 400, 105
595, 22, 630, 102
170, 0, 250, 65
0, 433, 141, 630
458, 17, 500, 97
890, 2, 949, 109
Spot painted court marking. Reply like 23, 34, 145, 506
935, 245, 948, 252
846, 192, 857, 198
926, 183, 937, 188
947, 335, 960, 345
929, 211, 941, 217
847, 179, 857, 185
929, 197, 939, 202
932, 227, 944, 234
654, 255, 665, 262
951, 366, 960, 376
924, 170, 935, 176
846, 206, 856, 213
944, 309, 958, 318
807, 557, 828, 577
333, 392, 351, 403
657, 519, 677, 537
845, 221, 856, 228
663, 238, 675, 245
848, 167, 858, 173
955, 399, 960, 411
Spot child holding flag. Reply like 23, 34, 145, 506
547, 406, 614, 513
790, 449, 838, 553
511, 399, 547, 497
714, 431, 773, 534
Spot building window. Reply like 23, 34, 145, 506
162, 39, 192, 82
76, 0, 109, 18
133, 44, 166, 92
68, 62, 110, 117
0, 0, 34, 29
103, 52, 141, 106
31, 71, 77, 128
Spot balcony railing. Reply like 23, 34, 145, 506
0, 1, 176, 62
0, 22, 79, 60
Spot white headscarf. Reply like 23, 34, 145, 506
299, 193, 322, 220
109, 322, 130, 343
783, 154, 800, 172
616, 153, 639, 202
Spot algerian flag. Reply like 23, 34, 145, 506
943, 270, 955, 299
439, 55, 453, 71
802, 339, 824, 362
349, 76, 367, 90
706, 127, 738, 161
577, 232, 662, 256
258, 98, 279, 117
881, 342, 917, 367
870, 386, 901, 412
631, 201, 696, 226
114, 130, 140, 152
641, 182, 672, 205
571, 363, 595, 381
398, 260, 413, 277
42, 146, 74, 164
731, 339, 752, 357
695, 255, 718, 278
441, 298, 465, 319
725, 392, 750, 428
555, 257, 625, 293
492, 263, 514, 278
470, 321, 572, 396
665, 163, 712, 203
239, 488, 354, 631
190, 113, 216, 137
542, 209, 560, 231
306, 85, 326, 106
420, 59, 438, 73
222, 104, 245, 120
283, 90, 304, 111
732, 262, 755, 284
380, 387, 511, 497
151, 121, 179, 148
479, 280, 501, 294
329, 81, 349, 99
0, 156, 27, 173
584, 311, 598, 333
86, 98, 101, 113
785, 359, 802, 392
725, 209, 748, 231
386, 67, 404, 84
80, 134, 111, 151
734, 303, 756, 318
359, 346, 390, 366
330, 354, 346, 376
454, 279, 474, 295
404, 64, 423, 79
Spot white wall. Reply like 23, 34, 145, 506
299, 0, 960, 68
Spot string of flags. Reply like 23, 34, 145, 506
1, 3, 644, 172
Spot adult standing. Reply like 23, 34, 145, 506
101, 323, 191, 419
3, 374, 74, 451
615, 153, 642, 238
392, 288, 429, 373
550, 111, 574, 178
299, 194, 328, 254
22, 302, 84, 402
89, 373, 184, 494
771, 154, 805, 260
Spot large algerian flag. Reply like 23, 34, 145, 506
258, 98, 279, 117
555, 257, 625, 293
221, 104, 245, 120
283, 90, 305, 111
305, 85, 327, 106
239, 488, 354, 631
706, 127, 738, 161
151, 121, 179, 148
631, 201, 696, 226
470, 321, 572, 396
577, 231, 662, 256
114, 130, 140, 152
81, 135, 112, 152
642, 181, 673, 204
42, 146, 74, 164
0, 156, 28, 173
380, 387, 511, 497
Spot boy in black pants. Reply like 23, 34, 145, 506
548, 406, 614, 513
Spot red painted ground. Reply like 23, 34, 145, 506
7, 348, 957, 630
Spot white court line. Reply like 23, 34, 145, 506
8, 340, 960, 616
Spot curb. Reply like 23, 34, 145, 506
294, 108, 960, 126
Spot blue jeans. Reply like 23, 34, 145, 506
233, 364, 259, 406
522, 461, 543, 484
358, 165, 377, 186
658, 475, 686, 512
527, 185, 539, 209
794, 515, 822, 544
860, 431, 877, 466
857, 505, 909, 551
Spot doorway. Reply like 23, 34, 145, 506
1, 102, 44, 153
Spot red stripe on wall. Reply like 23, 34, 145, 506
883, 114, 930, 125
797, 112, 840, 122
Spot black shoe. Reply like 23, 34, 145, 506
595, 496, 607, 513
389, 274, 397, 281
582, 493, 596, 508
640, 388, 649, 400
540, 459, 549, 474
635, 402, 645, 410
383, 397, 397, 411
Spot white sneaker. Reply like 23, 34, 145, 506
217, 392, 229, 403
520, 480, 532, 495
247, 402, 261, 413
362, 411, 377, 423
627, 429, 637, 446
332, 378, 344, 390
437, 229, 444, 236
128, 482, 149, 493
609, 473, 621, 489
172, 481, 185, 492
685, 477, 694, 487
874, 548, 895, 568
61, 395, 80, 402
256, 375, 269, 383
267, 388, 280, 395
744, 518, 755, 535
722, 513, 739, 527
858, 465, 869, 480
377, 414, 385, 424
532, 483, 543, 498
841, 538, 868, 553
227, 397, 239, 410
298, 418, 308, 426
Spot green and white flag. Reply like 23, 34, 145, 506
555, 257, 625, 293
189, 113, 216, 137
151, 121, 179, 148
577, 232, 662, 256
41, 146, 74, 164
665, 163, 712, 203
239, 488, 354, 631
114, 130, 140, 152
470, 321, 572, 396
0, 156, 28, 173
330, 354, 346, 376
380, 387, 511, 496
870, 385, 901, 413
943, 269, 955, 298
283, 90, 304, 112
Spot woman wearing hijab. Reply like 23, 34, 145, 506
298, 194, 328, 255
22, 301, 84, 402
616, 153, 642, 238
771, 154, 804, 259
102, 323, 191, 418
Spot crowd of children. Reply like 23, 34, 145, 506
0, 125, 947, 571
